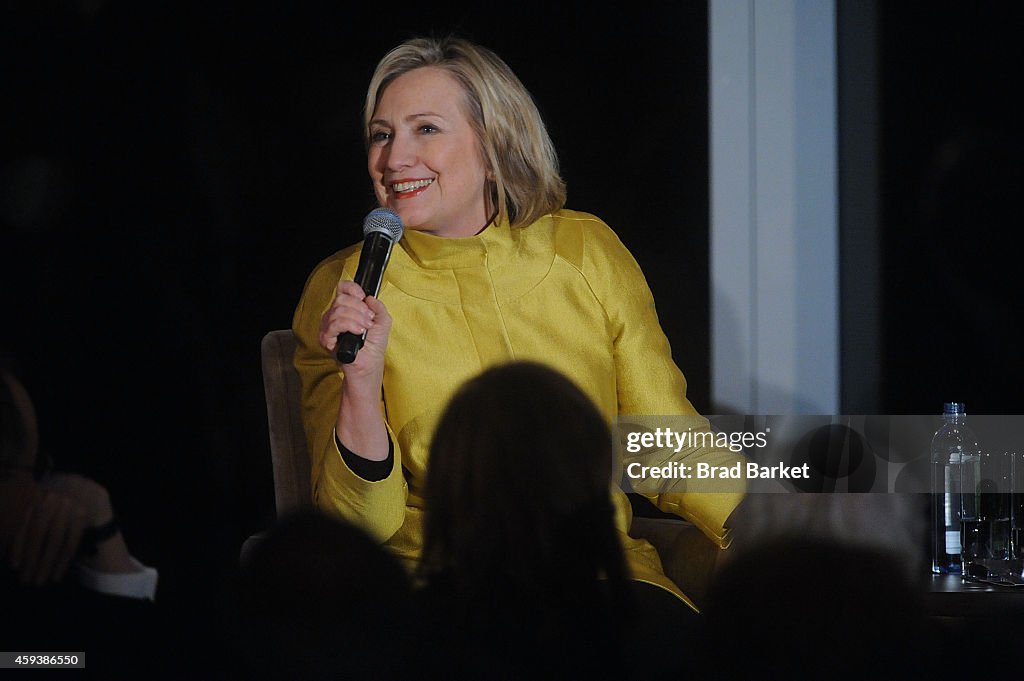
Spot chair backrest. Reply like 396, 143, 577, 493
261, 329, 312, 515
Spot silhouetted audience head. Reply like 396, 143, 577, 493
416, 361, 630, 679
699, 538, 935, 680
236, 508, 413, 681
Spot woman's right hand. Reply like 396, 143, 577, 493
318, 280, 393, 386
319, 280, 393, 461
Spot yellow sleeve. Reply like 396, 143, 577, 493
581, 217, 745, 547
291, 249, 407, 542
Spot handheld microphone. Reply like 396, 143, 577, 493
336, 208, 404, 364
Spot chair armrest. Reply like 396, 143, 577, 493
629, 517, 720, 609
240, 532, 266, 568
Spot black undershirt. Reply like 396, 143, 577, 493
335, 433, 394, 482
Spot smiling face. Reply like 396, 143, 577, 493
367, 67, 491, 238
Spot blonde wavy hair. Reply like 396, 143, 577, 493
364, 36, 566, 228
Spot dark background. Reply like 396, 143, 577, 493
876, 2, 1021, 415
0, 0, 1019, 664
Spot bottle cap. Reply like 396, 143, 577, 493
943, 402, 965, 415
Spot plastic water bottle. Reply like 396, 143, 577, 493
930, 402, 980, 575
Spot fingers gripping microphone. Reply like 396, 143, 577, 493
335, 208, 404, 364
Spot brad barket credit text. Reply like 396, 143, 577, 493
625, 461, 811, 480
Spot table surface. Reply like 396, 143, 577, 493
925, 574, 1024, 618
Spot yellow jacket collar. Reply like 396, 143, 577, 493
396, 215, 520, 270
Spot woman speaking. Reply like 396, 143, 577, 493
292, 36, 743, 615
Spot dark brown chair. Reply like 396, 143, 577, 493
259, 329, 312, 515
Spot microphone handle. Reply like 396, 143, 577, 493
335, 331, 367, 365
336, 232, 396, 364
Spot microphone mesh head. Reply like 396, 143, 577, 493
363, 208, 404, 241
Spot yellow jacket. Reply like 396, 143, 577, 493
292, 209, 744, 606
